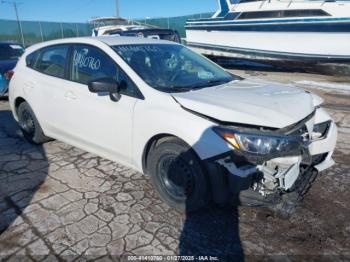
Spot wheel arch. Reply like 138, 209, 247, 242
141, 133, 201, 174
13, 96, 27, 119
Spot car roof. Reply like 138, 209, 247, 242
24, 36, 179, 54
89, 17, 129, 23
31, 36, 177, 49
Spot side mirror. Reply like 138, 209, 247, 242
88, 78, 121, 102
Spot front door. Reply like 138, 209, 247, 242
61, 44, 141, 165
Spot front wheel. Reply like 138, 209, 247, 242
147, 138, 209, 213
18, 102, 51, 144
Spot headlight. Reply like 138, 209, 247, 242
213, 127, 304, 157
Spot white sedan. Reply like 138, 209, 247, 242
9, 37, 337, 216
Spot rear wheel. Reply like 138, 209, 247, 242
147, 137, 209, 213
18, 102, 50, 144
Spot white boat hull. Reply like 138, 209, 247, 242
185, 0, 350, 65
186, 30, 350, 61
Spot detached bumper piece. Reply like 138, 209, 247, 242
240, 166, 319, 219
205, 153, 320, 218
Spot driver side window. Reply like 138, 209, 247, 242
70, 45, 139, 97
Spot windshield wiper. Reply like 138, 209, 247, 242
166, 78, 233, 93
185, 79, 232, 90
155, 86, 193, 93
170, 87, 193, 93
205, 79, 230, 87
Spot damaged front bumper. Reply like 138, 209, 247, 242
205, 110, 338, 217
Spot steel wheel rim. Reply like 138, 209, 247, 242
21, 110, 35, 135
158, 154, 195, 202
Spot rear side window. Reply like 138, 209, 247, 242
35, 45, 69, 78
26, 51, 39, 68
70, 45, 139, 97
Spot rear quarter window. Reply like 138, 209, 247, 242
34, 45, 69, 78
26, 51, 40, 68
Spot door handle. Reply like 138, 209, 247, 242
64, 91, 77, 100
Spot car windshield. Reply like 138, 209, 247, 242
0, 44, 24, 61
113, 44, 236, 92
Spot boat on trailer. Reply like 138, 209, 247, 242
90, 17, 148, 37
90, 17, 181, 43
185, 0, 350, 70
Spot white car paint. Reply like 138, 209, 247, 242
9, 37, 337, 197
9, 37, 231, 171
172, 79, 316, 128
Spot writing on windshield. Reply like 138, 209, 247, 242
113, 44, 235, 92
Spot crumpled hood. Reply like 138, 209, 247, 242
172, 79, 316, 129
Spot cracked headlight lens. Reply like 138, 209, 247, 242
214, 127, 304, 156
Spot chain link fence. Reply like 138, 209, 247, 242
0, 12, 213, 47
0, 19, 94, 46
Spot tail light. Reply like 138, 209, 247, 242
5, 70, 14, 81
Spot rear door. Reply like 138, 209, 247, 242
61, 44, 141, 165
24, 44, 71, 135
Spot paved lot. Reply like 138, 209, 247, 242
0, 70, 349, 261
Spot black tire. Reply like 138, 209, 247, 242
147, 137, 209, 213
17, 102, 50, 144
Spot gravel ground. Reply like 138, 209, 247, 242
0, 70, 349, 261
